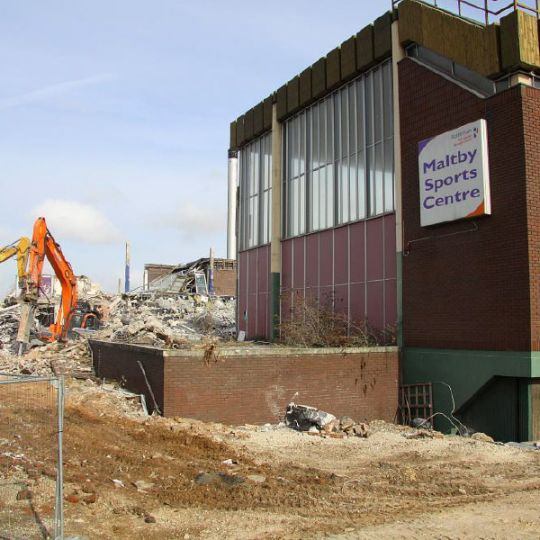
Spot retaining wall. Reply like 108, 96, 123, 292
89, 341, 399, 425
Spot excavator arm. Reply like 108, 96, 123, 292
0, 237, 30, 288
23, 217, 78, 342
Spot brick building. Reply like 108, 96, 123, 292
229, 0, 540, 441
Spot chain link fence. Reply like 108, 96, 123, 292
0, 374, 64, 539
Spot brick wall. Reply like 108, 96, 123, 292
522, 86, 540, 350
400, 58, 532, 351
163, 348, 398, 424
90, 341, 165, 413
90, 340, 399, 425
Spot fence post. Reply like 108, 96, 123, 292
54, 376, 64, 540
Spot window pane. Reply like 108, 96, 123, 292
384, 141, 394, 213
349, 155, 358, 222
311, 169, 320, 231
374, 67, 383, 144
340, 89, 348, 159
365, 72, 374, 147
357, 150, 366, 220
357, 79, 365, 151
383, 62, 393, 139
348, 84, 357, 154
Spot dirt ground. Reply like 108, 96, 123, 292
0, 378, 539, 539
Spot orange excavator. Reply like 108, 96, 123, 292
16, 217, 99, 353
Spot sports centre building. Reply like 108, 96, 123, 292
228, 0, 540, 441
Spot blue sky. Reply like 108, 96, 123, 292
0, 1, 386, 295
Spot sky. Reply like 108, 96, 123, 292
0, 0, 387, 296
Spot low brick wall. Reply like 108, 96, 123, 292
89, 341, 399, 425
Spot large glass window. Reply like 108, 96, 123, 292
239, 133, 272, 250
284, 60, 393, 238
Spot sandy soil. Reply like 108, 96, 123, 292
0, 378, 539, 539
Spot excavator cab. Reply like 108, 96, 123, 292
68, 301, 101, 337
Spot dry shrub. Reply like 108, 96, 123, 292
278, 291, 396, 348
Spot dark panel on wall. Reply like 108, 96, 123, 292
326, 47, 342, 90
253, 102, 264, 136
287, 76, 300, 115
293, 237, 305, 290
263, 95, 273, 130
373, 11, 393, 60
299, 68, 313, 107
312, 57, 327, 99
357, 25, 375, 71
244, 108, 254, 141
229, 121, 237, 150
341, 35, 357, 81
236, 114, 245, 147
238, 251, 248, 333
279, 214, 396, 333
334, 227, 349, 286
276, 84, 288, 121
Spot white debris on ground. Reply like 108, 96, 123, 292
103, 293, 236, 347
0, 279, 236, 377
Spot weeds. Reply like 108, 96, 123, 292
278, 291, 396, 348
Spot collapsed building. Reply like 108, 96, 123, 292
228, 0, 540, 441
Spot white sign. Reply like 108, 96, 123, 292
418, 119, 491, 227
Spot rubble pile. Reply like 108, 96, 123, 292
0, 305, 21, 356
0, 340, 92, 377
102, 293, 236, 347
284, 403, 370, 438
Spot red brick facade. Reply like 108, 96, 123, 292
523, 87, 540, 350
400, 58, 540, 351
90, 341, 398, 425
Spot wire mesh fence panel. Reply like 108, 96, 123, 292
0, 374, 64, 540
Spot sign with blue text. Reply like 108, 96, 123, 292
418, 119, 491, 227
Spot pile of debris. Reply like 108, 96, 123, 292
102, 293, 236, 347
285, 403, 370, 438
0, 340, 92, 377
0, 304, 21, 356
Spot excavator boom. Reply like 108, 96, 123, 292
0, 237, 31, 288
22, 218, 78, 343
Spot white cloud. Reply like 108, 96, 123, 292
0, 74, 114, 112
157, 203, 226, 236
31, 199, 121, 244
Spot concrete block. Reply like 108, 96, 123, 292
374, 11, 392, 60
326, 47, 341, 90
500, 10, 540, 71
244, 108, 254, 141
253, 102, 264, 136
341, 35, 357, 81
299, 67, 312, 107
236, 114, 245, 147
263, 95, 273, 131
312, 57, 327, 98
276, 84, 288, 121
356, 25, 375, 72
230, 120, 237, 150
287, 76, 300, 114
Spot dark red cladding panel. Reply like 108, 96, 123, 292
367, 218, 384, 281
293, 237, 305, 290
334, 227, 349, 286
319, 230, 334, 287
350, 221, 366, 284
